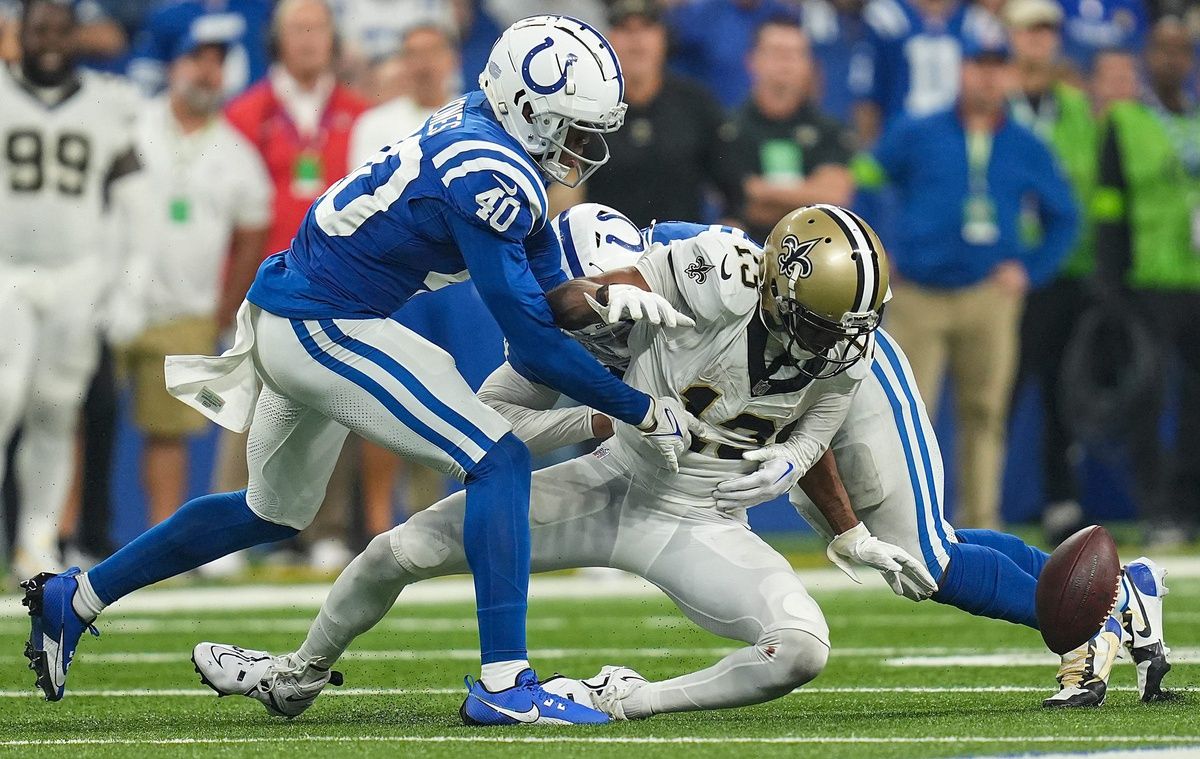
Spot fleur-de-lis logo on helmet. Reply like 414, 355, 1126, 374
777, 234, 819, 281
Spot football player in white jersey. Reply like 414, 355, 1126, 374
0, 0, 143, 579
192, 203, 937, 719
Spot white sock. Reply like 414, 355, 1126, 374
480, 659, 529, 691
71, 572, 106, 621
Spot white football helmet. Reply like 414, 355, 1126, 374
551, 203, 645, 371
480, 15, 626, 187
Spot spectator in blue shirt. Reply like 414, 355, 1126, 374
128, 0, 272, 96
666, 0, 801, 109
1058, 0, 1148, 70
801, 0, 873, 124
856, 36, 1079, 530
852, 0, 1004, 144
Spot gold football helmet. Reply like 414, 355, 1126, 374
760, 204, 890, 379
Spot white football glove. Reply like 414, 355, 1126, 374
635, 396, 697, 473
713, 451, 803, 511
586, 284, 696, 328
827, 522, 939, 599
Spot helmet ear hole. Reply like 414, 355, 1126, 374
520, 100, 535, 124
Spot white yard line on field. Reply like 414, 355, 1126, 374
0, 617, 566, 635
886, 648, 1200, 667
6, 645, 1197, 666
3, 555, 1198, 617
0, 645, 1128, 665
0, 685, 1195, 699
1, 736, 1198, 748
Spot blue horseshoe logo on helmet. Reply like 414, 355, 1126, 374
522, 37, 578, 95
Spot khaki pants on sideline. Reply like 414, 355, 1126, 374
882, 279, 1024, 530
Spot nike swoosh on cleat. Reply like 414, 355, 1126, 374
212, 648, 269, 669
472, 696, 540, 724
1132, 590, 1153, 638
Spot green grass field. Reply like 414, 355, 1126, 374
0, 556, 1195, 758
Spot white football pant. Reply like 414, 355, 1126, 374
0, 261, 103, 575
296, 452, 830, 715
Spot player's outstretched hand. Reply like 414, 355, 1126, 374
635, 396, 699, 473
713, 446, 803, 511
827, 523, 938, 599
586, 284, 696, 328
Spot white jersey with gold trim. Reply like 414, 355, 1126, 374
603, 230, 869, 511
0, 65, 141, 269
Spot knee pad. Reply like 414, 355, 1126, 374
757, 625, 830, 691
391, 504, 465, 579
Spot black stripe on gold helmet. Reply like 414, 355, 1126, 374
760, 204, 890, 379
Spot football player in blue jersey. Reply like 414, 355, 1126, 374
21, 16, 700, 726
852, 0, 1004, 140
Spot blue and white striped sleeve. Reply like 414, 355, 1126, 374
431, 140, 549, 242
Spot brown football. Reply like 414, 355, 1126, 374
1036, 525, 1121, 655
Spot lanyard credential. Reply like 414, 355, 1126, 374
962, 129, 999, 245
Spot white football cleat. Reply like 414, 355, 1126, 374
541, 665, 648, 719
192, 642, 342, 718
1043, 615, 1123, 708
1120, 557, 1173, 702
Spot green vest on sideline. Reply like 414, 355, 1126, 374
1105, 99, 1200, 290
1049, 84, 1098, 278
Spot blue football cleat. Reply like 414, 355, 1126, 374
460, 668, 610, 726
21, 568, 98, 701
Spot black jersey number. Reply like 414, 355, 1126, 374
5, 131, 91, 195
734, 245, 759, 290
681, 384, 778, 460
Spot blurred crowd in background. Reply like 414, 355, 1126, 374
1, 0, 1198, 581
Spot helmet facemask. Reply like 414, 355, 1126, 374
529, 102, 625, 187
767, 284, 882, 380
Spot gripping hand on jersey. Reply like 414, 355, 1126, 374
586, 284, 695, 328
713, 434, 825, 511
636, 397, 700, 473
827, 523, 939, 599
714, 456, 802, 512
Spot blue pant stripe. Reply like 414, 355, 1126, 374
316, 319, 496, 453
876, 333, 952, 552
871, 360, 939, 573
290, 320, 477, 472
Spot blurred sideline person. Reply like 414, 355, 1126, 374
857, 37, 1078, 529
1090, 47, 1139, 114
1004, 0, 1098, 543
349, 21, 460, 538
349, 23, 458, 168
120, 25, 272, 526
801, 0, 871, 124
220, 0, 367, 566
666, 0, 802, 108
1093, 17, 1200, 546
731, 16, 854, 243
0, 0, 143, 579
852, 0, 1003, 145
583, 0, 743, 228
128, 0, 273, 97
331, 0, 456, 96
0, 0, 126, 64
